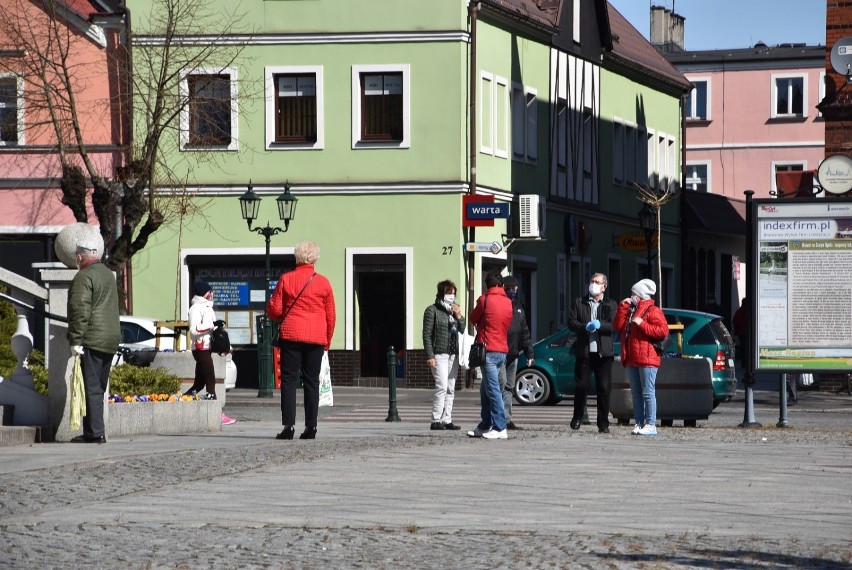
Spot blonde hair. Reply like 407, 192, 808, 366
294, 240, 320, 265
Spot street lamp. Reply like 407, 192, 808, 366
238, 180, 298, 398
637, 202, 656, 279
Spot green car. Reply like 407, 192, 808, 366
514, 308, 738, 407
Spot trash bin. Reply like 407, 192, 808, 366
611, 356, 714, 427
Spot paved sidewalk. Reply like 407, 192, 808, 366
0, 386, 850, 568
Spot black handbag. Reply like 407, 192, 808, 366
469, 342, 486, 368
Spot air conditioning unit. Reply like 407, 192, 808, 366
518, 194, 541, 238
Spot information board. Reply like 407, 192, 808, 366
753, 198, 852, 372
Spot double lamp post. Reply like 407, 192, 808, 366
637, 202, 657, 280
238, 181, 298, 398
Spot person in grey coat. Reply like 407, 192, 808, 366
497, 275, 534, 430
423, 279, 464, 430
67, 236, 120, 444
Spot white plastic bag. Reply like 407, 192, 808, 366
798, 373, 814, 387
319, 351, 333, 407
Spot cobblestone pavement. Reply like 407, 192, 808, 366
1, 387, 851, 569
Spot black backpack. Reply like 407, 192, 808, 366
210, 325, 231, 354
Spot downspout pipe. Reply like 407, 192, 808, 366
679, 90, 687, 308
466, 0, 480, 389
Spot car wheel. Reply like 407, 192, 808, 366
514, 368, 552, 406
712, 398, 721, 409
661, 419, 674, 427
684, 419, 697, 428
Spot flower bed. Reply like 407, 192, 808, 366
105, 394, 222, 438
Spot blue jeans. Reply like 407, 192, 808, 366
478, 351, 507, 432
626, 366, 658, 427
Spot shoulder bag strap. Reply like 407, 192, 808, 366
281, 272, 317, 323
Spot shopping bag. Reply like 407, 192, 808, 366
319, 351, 333, 407
798, 373, 814, 387
70, 354, 87, 430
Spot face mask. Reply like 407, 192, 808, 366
589, 283, 602, 297
441, 294, 455, 310
505, 288, 517, 299
630, 295, 640, 306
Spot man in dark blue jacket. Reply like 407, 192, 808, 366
567, 272, 617, 433
497, 275, 534, 430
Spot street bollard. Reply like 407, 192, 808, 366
777, 373, 790, 428
386, 345, 401, 422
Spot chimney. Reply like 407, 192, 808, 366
650, 5, 685, 51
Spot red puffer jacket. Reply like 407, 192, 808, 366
614, 299, 669, 368
267, 264, 336, 350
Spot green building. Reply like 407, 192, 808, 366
125, 0, 688, 388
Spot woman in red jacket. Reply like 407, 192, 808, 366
614, 279, 669, 436
267, 240, 336, 440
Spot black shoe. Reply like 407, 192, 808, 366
598, 427, 610, 434
430, 422, 445, 430
443, 422, 461, 431
183, 389, 197, 397
506, 421, 519, 430
276, 426, 295, 440
570, 419, 581, 430
71, 435, 105, 444
788, 398, 798, 406
299, 427, 317, 440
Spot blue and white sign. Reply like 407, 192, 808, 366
466, 202, 510, 219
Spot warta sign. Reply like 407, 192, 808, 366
462, 194, 509, 227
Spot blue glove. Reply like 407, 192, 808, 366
592, 319, 600, 330
585, 321, 595, 332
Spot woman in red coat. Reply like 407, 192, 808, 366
267, 240, 336, 440
614, 279, 669, 436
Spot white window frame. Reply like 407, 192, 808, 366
345, 246, 414, 350
665, 135, 676, 189
481, 72, 509, 158
509, 83, 538, 163
625, 123, 636, 184
179, 67, 239, 152
818, 70, 826, 118
685, 77, 710, 120
646, 128, 656, 187
351, 63, 410, 149
572, 0, 581, 44
480, 71, 494, 155
771, 73, 807, 119
0, 73, 24, 146
685, 161, 711, 192
264, 65, 324, 151
612, 119, 624, 185
495, 75, 509, 158
771, 160, 808, 195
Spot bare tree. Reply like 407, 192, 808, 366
0, 0, 253, 311
633, 180, 679, 308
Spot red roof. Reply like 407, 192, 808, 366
606, 2, 691, 91
482, 0, 561, 29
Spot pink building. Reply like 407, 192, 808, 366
0, 0, 126, 278
652, 6, 824, 318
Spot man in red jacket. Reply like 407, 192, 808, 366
614, 279, 668, 436
467, 272, 513, 440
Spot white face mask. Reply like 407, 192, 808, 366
441, 294, 455, 310
588, 283, 602, 297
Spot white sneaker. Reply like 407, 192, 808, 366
638, 424, 657, 436
481, 428, 508, 440
631, 424, 643, 435
467, 428, 483, 438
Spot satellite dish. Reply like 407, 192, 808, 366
817, 154, 852, 195
830, 38, 852, 76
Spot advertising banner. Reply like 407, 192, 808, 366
753, 198, 852, 371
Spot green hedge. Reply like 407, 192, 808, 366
108, 364, 182, 397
